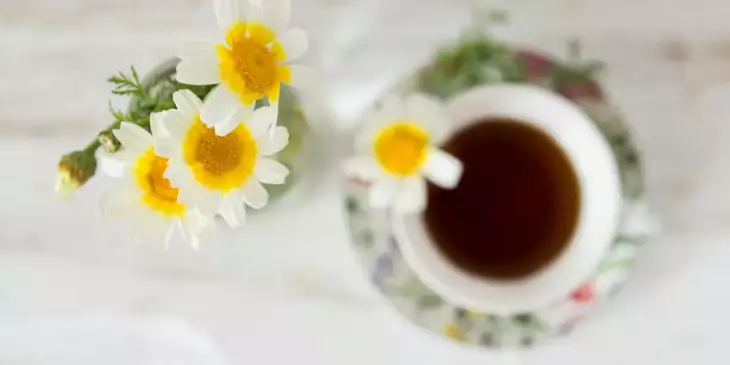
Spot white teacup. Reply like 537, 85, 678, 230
393, 84, 622, 315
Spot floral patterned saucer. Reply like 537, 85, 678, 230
343, 35, 658, 348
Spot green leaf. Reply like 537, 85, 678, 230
108, 67, 147, 98
107, 101, 128, 123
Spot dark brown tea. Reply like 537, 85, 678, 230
424, 119, 581, 280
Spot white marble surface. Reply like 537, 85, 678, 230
2, 0, 730, 363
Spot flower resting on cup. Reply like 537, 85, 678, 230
345, 94, 464, 213
154, 90, 291, 229
177, 0, 312, 135
99, 118, 211, 249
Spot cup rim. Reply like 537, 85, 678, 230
393, 84, 623, 315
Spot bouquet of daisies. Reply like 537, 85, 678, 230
55, 0, 312, 249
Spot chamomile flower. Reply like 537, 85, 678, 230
345, 94, 464, 213
100, 118, 210, 249
155, 90, 290, 227
177, 0, 312, 135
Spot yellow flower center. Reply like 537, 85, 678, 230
374, 122, 429, 176
218, 22, 291, 104
182, 116, 257, 191
134, 148, 185, 217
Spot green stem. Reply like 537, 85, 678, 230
101, 120, 123, 137
83, 139, 100, 153
96, 116, 153, 154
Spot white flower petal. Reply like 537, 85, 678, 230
218, 194, 247, 227
423, 148, 463, 189
201, 84, 245, 129
277, 29, 307, 61
175, 179, 223, 217
159, 110, 192, 140
374, 95, 407, 127
100, 183, 140, 219
164, 159, 190, 182
368, 179, 399, 209
154, 138, 179, 159
241, 179, 269, 209
196, 210, 218, 236
179, 218, 202, 251
150, 111, 170, 139
247, 106, 276, 138
98, 157, 126, 178
356, 95, 407, 150
213, 103, 254, 136
193, 191, 224, 217
179, 210, 209, 249
176, 56, 220, 86
254, 158, 289, 185
173, 89, 204, 119
257, 126, 289, 156
103, 147, 139, 165
215, 114, 244, 136
267, 100, 280, 131
246, 1, 263, 23
189, 236, 201, 251
354, 128, 375, 153
343, 155, 383, 181
404, 94, 450, 143
184, 209, 209, 233
97, 150, 133, 178
261, 0, 290, 32
393, 177, 426, 213
214, 0, 243, 30
161, 224, 177, 249
287, 65, 315, 89
113, 122, 152, 152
